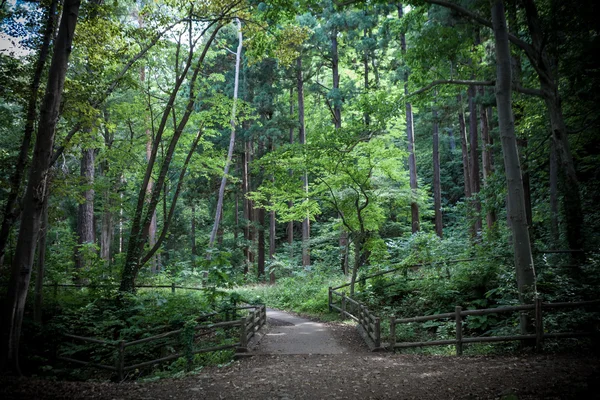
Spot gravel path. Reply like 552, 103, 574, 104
251, 309, 347, 355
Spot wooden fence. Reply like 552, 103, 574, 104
57, 304, 267, 381
389, 299, 600, 354
329, 286, 382, 350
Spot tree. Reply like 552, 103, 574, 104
1, 0, 82, 373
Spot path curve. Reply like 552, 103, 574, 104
250, 309, 347, 355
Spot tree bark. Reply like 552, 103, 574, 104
1, 0, 81, 373
458, 93, 472, 199
297, 57, 310, 267
76, 147, 95, 278
0, 0, 58, 267
468, 84, 482, 235
549, 139, 559, 245
33, 198, 49, 325
288, 87, 294, 260
491, 0, 536, 309
400, 4, 420, 233
208, 18, 242, 251
432, 96, 443, 238
479, 86, 497, 229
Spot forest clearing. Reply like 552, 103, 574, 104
1, 0, 599, 398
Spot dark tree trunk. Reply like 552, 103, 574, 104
1, 0, 81, 373
458, 93, 472, 199
331, 32, 341, 129
491, 0, 536, 310
479, 86, 497, 229
288, 87, 294, 260
432, 97, 443, 238
76, 148, 95, 277
257, 207, 265, 278
0, 0, 58, 267
298, 57, 310, 267
33, 198, 49, 325
549, 139, 559, 245
400, 4, 420, 233
468, 84, 482, 235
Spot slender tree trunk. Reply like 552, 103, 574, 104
76, 148, 95, 278
458, 93, 472, 199
288, 87, 294, 260
243, 139, 251, 272
479, 86, 497, 229
433, 96, 443, 238
0, 0, 58, 267
208, 19, 242, 248
549, 139, 559, 245
331, 31, 341, 129
491, 0, 536, 311
522, 0, 583, 257
33, 198, 49, 325
363, 29, 370, 126
468, 84, 482, 235
297, 57, 310, 267
257, 207, 265, 278
1, 0, 81, 373
400, 4, 420, 233
191, 203, 197, 268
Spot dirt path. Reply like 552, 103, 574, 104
1, 310, 599, 399
250, 309, 347, 355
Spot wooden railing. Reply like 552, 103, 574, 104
329, 287, 382, 350
389, 299, 600, 354
58, 304, 267, 381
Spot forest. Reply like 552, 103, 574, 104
0, 0, 599, 385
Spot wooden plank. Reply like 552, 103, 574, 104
57, 357, 117, 371
462, 334, 536, 344
394, 339, 457, 348
460, 304, 535, 316
124, 330, 181, 347
395, 312, 456, 323
63, 334, 114, 345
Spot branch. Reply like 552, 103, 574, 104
407, 79, 545, 98
422, 0, 541, 78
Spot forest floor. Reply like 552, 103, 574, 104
1, 309, 599, 399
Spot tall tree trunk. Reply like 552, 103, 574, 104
549, 139, 559, 245
400, 4, 420, 233
297, 57, 310, 267
432, 96, 443, 238
522, 0, 583, 257
208, 19, 242, 251
1, 0, 81, 373
491, 0, 536, 311
0, 0, 58, 268
243, 139, 251, 272
257, 207, 265, 278
33, 198, 49, 325
288, 87, 294, 260
458, 93, 472, 199
191, 203, 197, 268
363, 29, 370, 126
479, 86, 496, 229
468, 84, 482, 235
331, 31, 341, 129
76, 147, 95, 279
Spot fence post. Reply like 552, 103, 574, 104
262, 305, 267, 327
455, 306, 463, 356
171, 282, 176, 293
328, 287, 333, 312
535, 298, 544, 352
238, 316, 248, 352
117, 340, 125, 382
389, 316, 396, 351
340, 293, 346, 320
374, 317, 381, 349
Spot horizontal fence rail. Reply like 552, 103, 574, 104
389, 299, 600, 355
57, 304, 267, 381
